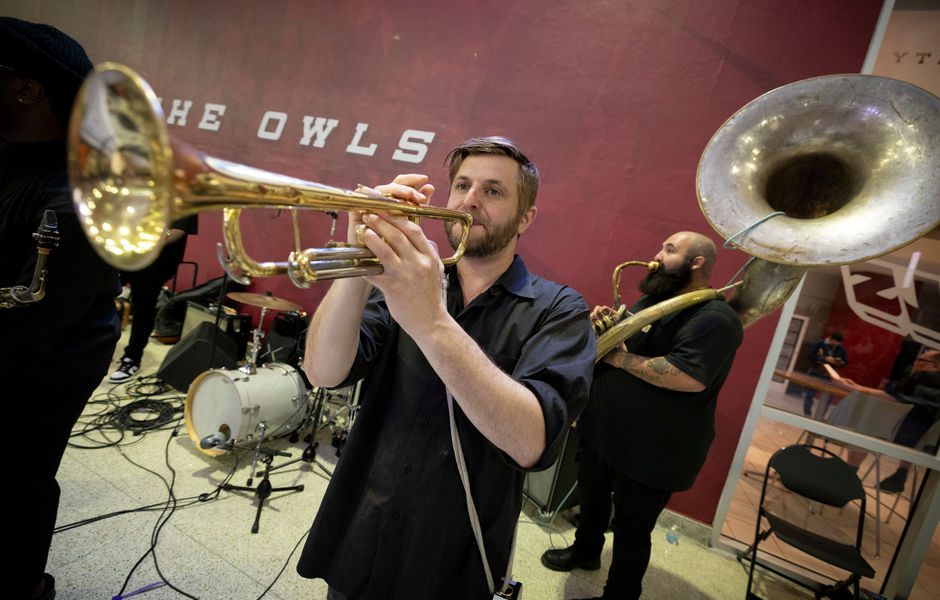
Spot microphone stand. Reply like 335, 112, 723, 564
222, 444, 304, 534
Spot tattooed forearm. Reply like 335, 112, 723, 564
617, 353, 706, 392
647, 357, 673, 376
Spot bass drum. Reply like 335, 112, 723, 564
185, 362, 309, 456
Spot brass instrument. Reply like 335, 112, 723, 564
66, 63, 472, 285
0, 210, 59, 309
592, 260, 657, 335
596, 74, 940, 361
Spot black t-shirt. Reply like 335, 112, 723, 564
577, 296, 743, 492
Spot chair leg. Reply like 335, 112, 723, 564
746, 542, 758, 598
873, 455, 882, 557
744, 526, 772, 598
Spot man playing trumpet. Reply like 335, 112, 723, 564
296, 137, 596, 599
541, 231, 743, 600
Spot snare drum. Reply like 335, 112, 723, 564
185, 362, 309, 455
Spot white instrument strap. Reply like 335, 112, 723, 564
446, 388, 517, 597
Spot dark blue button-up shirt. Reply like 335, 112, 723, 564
297, 255, 595, 599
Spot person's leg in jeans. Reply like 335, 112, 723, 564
803, 387, 817, 416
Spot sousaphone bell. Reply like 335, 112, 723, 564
597, 75, 940, 358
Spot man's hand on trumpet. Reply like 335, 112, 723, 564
352, 174, 435, 243
353, 175, 448, 337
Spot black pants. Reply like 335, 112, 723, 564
12, 324, 117, 596
328, 586, 364, 600
574, 443, 672, 600
120, 238, 187, 362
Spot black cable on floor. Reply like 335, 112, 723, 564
69, 376, 184, 449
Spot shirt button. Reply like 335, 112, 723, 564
391, 509, 401, 520
403, 464, 413, 473
420, 417, 429, 426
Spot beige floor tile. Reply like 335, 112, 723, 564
42, 329, 939, 599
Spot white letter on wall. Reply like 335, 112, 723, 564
346, 123, 378, 156
166, 99, 193, 126
393, 129, 436, 163
257, 111, 288, 140
198, 103, 227, 131
300, 116, 340, 147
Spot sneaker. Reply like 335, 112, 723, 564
108, 357, 140, 383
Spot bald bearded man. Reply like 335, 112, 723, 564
541, 231, 743, 600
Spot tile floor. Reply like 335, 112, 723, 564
44, 326, 926, 599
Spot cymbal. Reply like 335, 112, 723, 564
227, 292, 303, 312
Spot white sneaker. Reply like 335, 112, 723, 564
108, 357, 140, 383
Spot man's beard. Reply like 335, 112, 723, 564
446, 214, 520, 258
638, 256, 694, 300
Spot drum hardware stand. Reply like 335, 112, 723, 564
222, 444, 303, 534
279, 388, 335, 478
311, 381, 362, 457
239, 305, 269, 375
246, 422, 269, 485
226, 291, 304, 376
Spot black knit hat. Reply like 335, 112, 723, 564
0, 16, 93, 122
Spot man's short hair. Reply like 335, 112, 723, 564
445, 136, 539, 216
0, 17, 93, 124
831, 332, 845, 342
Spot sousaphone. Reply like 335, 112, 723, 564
597, 75, 940, 359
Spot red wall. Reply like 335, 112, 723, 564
10, 0, 883, 524
828, 271, 921, 389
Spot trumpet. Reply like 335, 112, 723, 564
66, 63, 472, 286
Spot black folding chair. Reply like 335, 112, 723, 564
740, 444, 875, 599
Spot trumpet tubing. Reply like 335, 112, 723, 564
67, 63, 472, 283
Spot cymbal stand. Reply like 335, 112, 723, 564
240, 305, 269, 374
222, 443, 303, 534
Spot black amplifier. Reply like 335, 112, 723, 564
181, 301, 251, 360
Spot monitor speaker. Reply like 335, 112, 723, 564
181, 300, 251, 358
156, 321, 239, 391
524, 425, 581, 516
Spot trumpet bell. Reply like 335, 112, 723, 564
67, 63, 473, 281
697, 75, 940, 266
68, 63, 174, 271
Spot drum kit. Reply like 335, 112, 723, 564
182, 291, 360, 532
